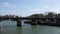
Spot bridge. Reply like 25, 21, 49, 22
0, 17, 60, 26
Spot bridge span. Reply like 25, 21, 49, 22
0, 17, 60, 26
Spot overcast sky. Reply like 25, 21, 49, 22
0, 0, 60, 17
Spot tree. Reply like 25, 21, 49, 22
46, 12, 57, 18
27, 14, 44, 18
57, 13, 60, 18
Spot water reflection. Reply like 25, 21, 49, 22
1, 26, 17, 34
0, 27, 1, 31
1, 25, 60, 34
17, 26, 22, 34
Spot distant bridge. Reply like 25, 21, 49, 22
0, 17, 60, 26
0, 17, 60, 19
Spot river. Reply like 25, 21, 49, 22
0, 20, 60, 34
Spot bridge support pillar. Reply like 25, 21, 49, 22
0, 19, 2, 22
17, 19, 22, 26
46, 19, 49, 22
31, 19, 37, 25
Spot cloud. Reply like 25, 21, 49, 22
42, 5, 60, 14
2, 2, 16, 8
3, 3, 8, 5
43, 5, 49, 8
29, 8, 43, 11
52, 8, 60, 13
27, 5, 60, 14
43, 5, 50, 10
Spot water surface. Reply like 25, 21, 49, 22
0, 20, 60, 34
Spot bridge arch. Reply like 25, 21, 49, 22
0, 18, 21, 27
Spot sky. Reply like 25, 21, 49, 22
0, 0, 60, 17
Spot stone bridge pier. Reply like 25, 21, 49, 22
16, 19, 21, 26
31, 19, 37, 25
